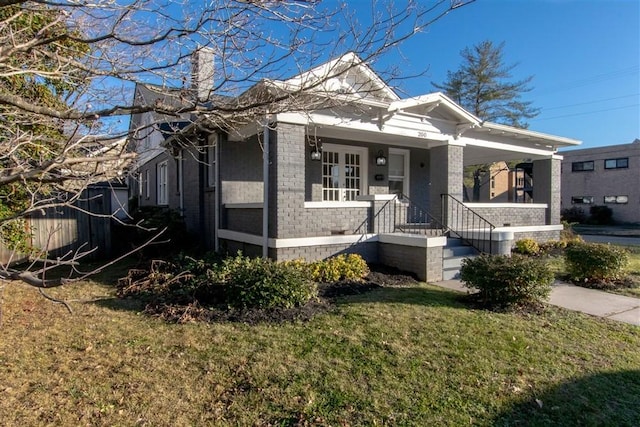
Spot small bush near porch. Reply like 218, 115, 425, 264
1, 261, 639, 426
459, 254, 554, 310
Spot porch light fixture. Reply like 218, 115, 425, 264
310, 147, 322, 161
375, 150, 387, 166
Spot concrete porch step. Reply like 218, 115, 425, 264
442, 238, 477, 281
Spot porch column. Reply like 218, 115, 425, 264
269, 122, 306, 240
429, 144, 464, 227
532, 156, 562, 225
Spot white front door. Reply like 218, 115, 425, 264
321, 144, 368, 201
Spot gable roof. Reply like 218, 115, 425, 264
265, 52, 400, 103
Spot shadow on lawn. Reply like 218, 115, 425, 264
334, 285, 468, 309
92, 296, 147, 312
493, 370, 640, 426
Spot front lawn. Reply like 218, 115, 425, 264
1, 267, 639, 426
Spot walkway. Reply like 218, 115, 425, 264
435, 279, 640, 326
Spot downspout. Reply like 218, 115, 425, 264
213, 133, 220, 252
178, 150, 184, 214
262, 122, 270, 259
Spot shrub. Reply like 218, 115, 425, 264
561, 206, 586, 224
588, 205, 613, 225
309, 254, 370, 283
130, 206, 191, 255
460, 254, 553, 307
560, 221, 584, 246
564, 242, 628, 283
514, 238, 540, 255
223, 254, 317, 309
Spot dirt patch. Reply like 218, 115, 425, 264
138, 264, 418, 325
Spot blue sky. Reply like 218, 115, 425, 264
376, 0, 639, 150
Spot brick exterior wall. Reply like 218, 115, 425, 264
181, 146, 203, 236
220, 135, 264, 204
466, 206, 547, 227
379, 243, 443, 282
429, 144, 463, 225
533, 158, 561, 225
560, 140, 640, 224
512, 230, 561, 242
271, 242, 379, 263
225, 208, 263, 234
218, 239, 378, 263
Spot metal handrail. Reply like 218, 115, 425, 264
373, 194, 445, 236
441, 193, 495, 254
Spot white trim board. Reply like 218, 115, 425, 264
464, 203, 548, 209
218, 229, 378, 249
304, 201, 371, 209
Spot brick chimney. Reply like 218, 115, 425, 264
192, 47, 215, 103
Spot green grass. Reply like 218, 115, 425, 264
1, 264, 639, 426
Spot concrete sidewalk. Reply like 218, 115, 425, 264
435, 279, 640, 326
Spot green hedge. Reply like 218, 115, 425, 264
460, 254, 553, 307
213, 254, 318, 309
564, 242, 628, 283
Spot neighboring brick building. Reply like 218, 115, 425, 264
129, 52, 580, 280
561, 139, 640, 224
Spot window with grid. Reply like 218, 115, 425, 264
321, 145, 367, 201
322, 151, 340, 201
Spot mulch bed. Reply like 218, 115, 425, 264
141, 264, 419, 325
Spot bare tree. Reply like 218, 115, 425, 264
0, 0, 475, 290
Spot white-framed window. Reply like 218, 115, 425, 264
144, 169, 150, 199
321, 144, 368, 201
157, 161, 168, 205
206, 134, 217, 187
136, 172, 143, 196
388, 148, 410, 198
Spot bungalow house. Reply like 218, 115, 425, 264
128, 52, 580, 280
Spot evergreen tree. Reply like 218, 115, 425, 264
433, 40, 539, 128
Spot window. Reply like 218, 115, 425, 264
604, 158, 628, 169
206, 134, 217, 187
388, 148, 410, 198
157, 161, 168, 205
571, 196, 594, 204
144, 169, 150, 199
321, 144, 367, 201
571, 161, 594, 172
604, 195, 628, 204
137, 172, 143, 196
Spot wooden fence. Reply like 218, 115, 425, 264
0, 187, 121, 265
